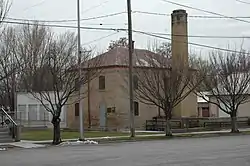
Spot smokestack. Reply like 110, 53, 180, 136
171, 9, 188, 67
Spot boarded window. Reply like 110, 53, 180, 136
75, 103, 79, 117
202, 107, 209, 117
99, 76, 105, 90
134, 102, 139, 116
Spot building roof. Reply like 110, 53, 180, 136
197, 92, 209, 103
86, 47, 170, 68
197, 96, 208, 103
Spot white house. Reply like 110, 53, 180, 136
17, 92, 67, 128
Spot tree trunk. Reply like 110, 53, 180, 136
165, 119, 172, 136
158, 107, 161, 117
230, 112, 239, 133
52, 116, 62, 145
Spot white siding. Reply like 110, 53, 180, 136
17, 92, 67, 128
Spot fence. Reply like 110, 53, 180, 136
16, 112, 50, 128
146, 117, 250, 131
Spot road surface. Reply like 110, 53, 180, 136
1, 135, 250, 166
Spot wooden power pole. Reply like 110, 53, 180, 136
126, 0, 135, 137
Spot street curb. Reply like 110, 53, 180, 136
11, 132, 249, 149
21, 130, 250, 145
95, 131, 250, 144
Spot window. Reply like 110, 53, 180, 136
133, 75, 138, 89
107, 107, 116, 114
99, 76, 105, 90
75, 103, 79, 117
134, 101, 139, 116
107, 107, 112, 113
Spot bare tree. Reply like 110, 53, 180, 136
132, 43, 201, 136
15, 24, 101, 144
0, 0, 11, 24
0, 0, 14, 108
196, 50, 250, 133
108, 37, 128, 50
0, 26, 19, 111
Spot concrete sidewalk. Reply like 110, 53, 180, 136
1, 128, 249, 149
21, 128, 250, 144
0, 141, 47, 149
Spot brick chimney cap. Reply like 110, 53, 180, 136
172, 9, 187, 14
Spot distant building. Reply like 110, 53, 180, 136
209, 95, 250, 118
198, 91, 250, 118
197, 96, 209, 117
16, 92, 67, 128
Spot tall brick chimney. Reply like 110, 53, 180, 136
171, 9, 188, 67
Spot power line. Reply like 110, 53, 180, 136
6, 12, 126, 23
22, 0, 47, 12
82, 31, 120, 45
5, 17, 126, 26
3, 20, 250, 39
236, 0, 250, 5
1, 20, 127, 31
152, 32, 250, 39
133, 11, 250, 19
2, 19, 248, 54
134, 30, 247, 54
7, 10, 250, 25
161, 0, 250, 24
81, 0, 110, 14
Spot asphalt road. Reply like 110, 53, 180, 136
1, 135, 250, 166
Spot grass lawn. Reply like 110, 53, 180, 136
21, 129, 162, 141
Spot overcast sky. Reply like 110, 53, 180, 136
8, 0, 250, 55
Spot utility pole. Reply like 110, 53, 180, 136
77, 0, 84, 140
11, 51, 17, 121
126, 0, 135, 137
87, 63, 91, 128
